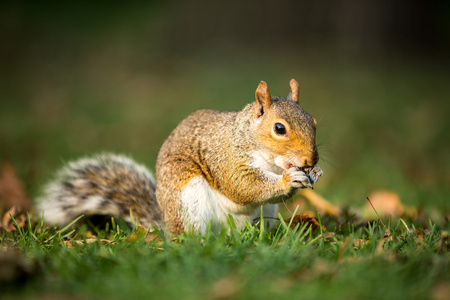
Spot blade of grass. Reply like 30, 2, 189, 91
9, 214, 25, 240
259, 206, 265, 241
47, 215, 84, 242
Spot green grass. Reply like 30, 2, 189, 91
1, 215, 449, 300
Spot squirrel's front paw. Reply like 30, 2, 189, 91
284, 167, 312, 189
307, 165, 323, 185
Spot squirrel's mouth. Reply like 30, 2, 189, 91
297, 165, 313, 173
284, 162, 313, 173
275, 156, 314, 173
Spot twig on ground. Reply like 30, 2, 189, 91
366, 197, 386, 227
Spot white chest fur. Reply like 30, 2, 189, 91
180, 176, 278, 234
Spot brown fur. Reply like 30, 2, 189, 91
156, 79, 319, 231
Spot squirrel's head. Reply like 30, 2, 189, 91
252, 79, 319, 170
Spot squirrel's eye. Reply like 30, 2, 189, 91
274, 123, 287, 135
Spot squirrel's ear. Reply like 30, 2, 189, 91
255, 81, 272, 118
287, 79, 299, 103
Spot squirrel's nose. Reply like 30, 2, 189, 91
299, 155, 318, 167
299, 156, 311, 167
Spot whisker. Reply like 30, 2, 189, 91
318, 156, 336, 169
316, 140, 332, 148
282, 199, 293, 215
316, 111, 333, 126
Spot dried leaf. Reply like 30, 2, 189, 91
0, 161, 31, 213
301, 189, 341, 217
125, 226, 147, 242
353, 239, 366, 248
64, 239, 115, 248
85, 231, 97, 238
364, 190, 404, 218
1, 205, 31, 232
322, 232, 335, 240
63, 240, 75, 248
284, 213, 326, 231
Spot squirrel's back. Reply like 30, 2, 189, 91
37, 154, 161, 228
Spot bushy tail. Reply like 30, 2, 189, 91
37, 153, 161, 229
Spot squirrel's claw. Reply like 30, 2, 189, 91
307, 165, 323, 186
286, 167, 311, 189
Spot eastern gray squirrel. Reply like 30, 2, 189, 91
37, 79, 322, 234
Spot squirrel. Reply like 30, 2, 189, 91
37, 79, 322, 234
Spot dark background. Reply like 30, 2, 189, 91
1, 1, 449, 211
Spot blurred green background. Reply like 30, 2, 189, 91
1, 1, 449, 211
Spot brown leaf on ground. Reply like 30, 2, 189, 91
0, 162, 33, 233
284, 213, 326, 231
364, 190, 404, 218
300, 189, 341, 217
85, 231, 97, 238
125, 226, 147, 242
0, 161, 32, 213
125, 226, 162, 243
353, 239, 366, 248
322, 232, 335, 240
64, 239, 115, 248
2, 205, 32, 232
